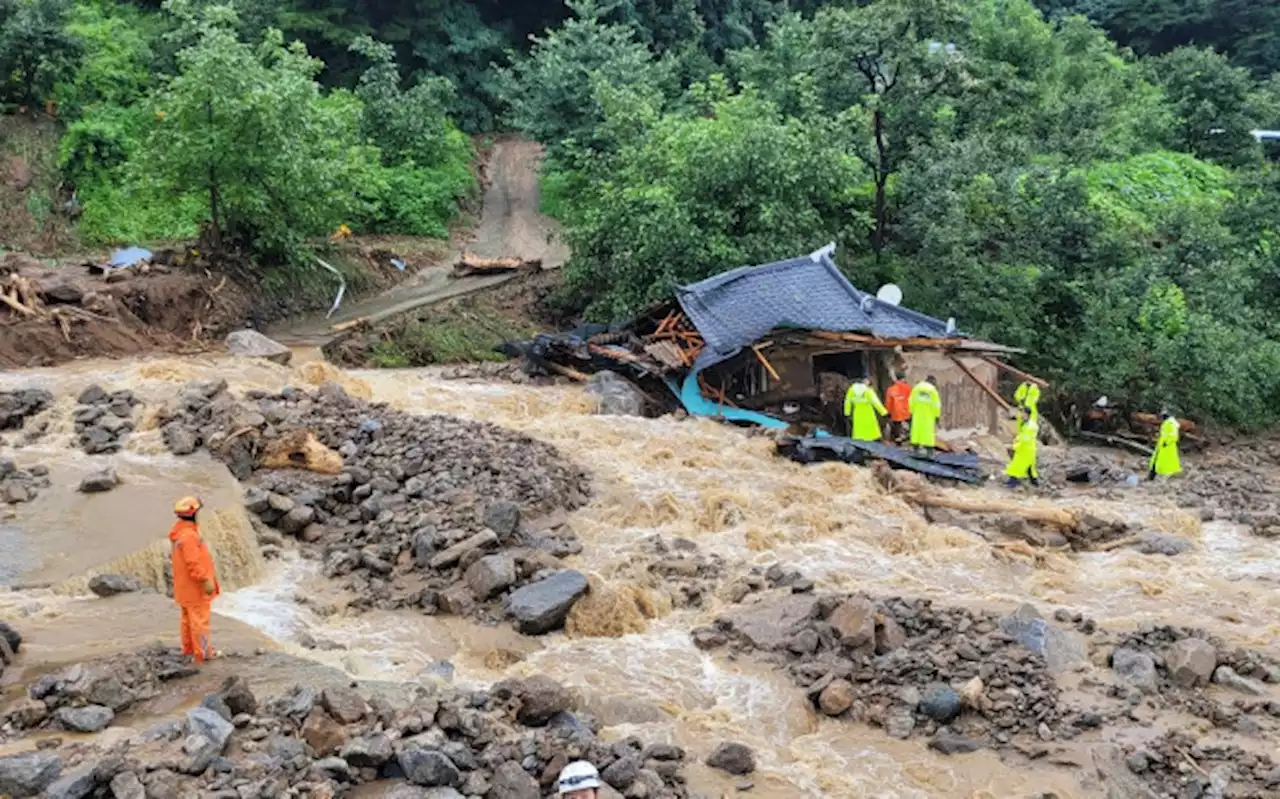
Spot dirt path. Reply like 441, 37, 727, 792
269, 138, 567, 346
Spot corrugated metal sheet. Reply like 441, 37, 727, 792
676, 250, 956, 367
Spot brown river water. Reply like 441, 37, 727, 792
1, 353, 1277, 797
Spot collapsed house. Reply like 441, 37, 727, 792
505, 245, 1038, 438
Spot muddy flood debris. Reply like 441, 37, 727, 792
0, 646, 692, 799
151, 378, 593, 631
695, 587, 1280, 797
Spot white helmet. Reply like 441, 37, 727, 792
558, 761, 601, 794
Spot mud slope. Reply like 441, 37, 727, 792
270, 138, 568, 345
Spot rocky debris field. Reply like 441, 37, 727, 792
696, 591, 1280, 797
156, 379, 593, 630
0, 455, 49, 504
0, 388, 52, 432
0, 647, 691, 799
72, 385, 141, 455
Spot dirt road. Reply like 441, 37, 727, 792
270, 138, 568, 345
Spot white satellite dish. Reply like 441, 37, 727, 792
876, 284, 903, 306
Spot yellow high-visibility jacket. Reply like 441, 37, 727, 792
1005, 419, 1039, 479
1151, 416, 1182, 476
909, 381, 941, 447
844, 382, 887, 441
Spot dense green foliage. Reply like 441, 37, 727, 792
503, 0, 1280, 428
6, 0, 1280, 426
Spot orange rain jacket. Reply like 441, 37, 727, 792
169, 519, 220, 607
885, 380, 912, 423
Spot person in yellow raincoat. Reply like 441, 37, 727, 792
843, 377, 887, 441
1014, 381, 1041, 431
909, 376, 942, 456
1005, 408, 1041, 488
1149, 412, 1182, 479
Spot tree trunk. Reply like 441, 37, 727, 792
205, 100, 222, 254
872, 108, 888, 261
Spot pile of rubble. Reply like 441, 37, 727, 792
158, 380, 595, 631
1, 645, 198, 736
693, 594, 1103, 753
0, 648, 692, 799
0, 389, 52, 432
0, 457, 48, 504
1125, 732, 1280, 797
73, 385, 141, 455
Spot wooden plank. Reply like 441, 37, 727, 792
948, 354, 1012, 411
752, 344, 781, 381
546, 361, 590, 382
980, 357, 1049, 388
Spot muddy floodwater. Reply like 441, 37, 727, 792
0, 354, 1276, 797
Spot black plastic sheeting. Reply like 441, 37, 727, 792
776, 435, 983, 483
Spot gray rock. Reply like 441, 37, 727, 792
225, 330, 292, 366
919, 683, 962, 723
929, 729, 983, 755
884, 707, 916, 739
464, 554, 517, 600
1167, 638, 1217, 688
1213, 665, 1267, 696
506, 570, 590, 634
706, 742, 756, 776
1112, 648, 1159, 695
218, 676, 257, 716
413, 529, 441, 568
78, 467, 119, 493
41, 762, 96, 799
586, 371, 647, 416
1000, 603, 1087, 673
266, 735, 309, 760
279, 506, 316, 535
828, 598, 876, 650
429, 529, 498, 569
180, 733, 219, 775
490, 760, 539, 799
516, 675, 573, 726
721, 595, 819, 651
243, 487, 271, 514
109, 771, 145, 799
321, 686, 367, 724
77, 385, 107, 405
817, 680, 855, 716
55, 704, 114, 733
162, 423, 199, 456
186, 706, 233, 751
398, 748, 461, 787
200, 694, 232, 721
88, 573, 141, 597
602, 756, 640, 789
0, 620, 20, 655
311, 757, 351, 778
340, 733, 394, 766
484, 501, 522, 540
1137, 532, 1191, 556
0, 751, 62, 797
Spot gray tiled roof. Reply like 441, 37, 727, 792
675, 249, 957, 367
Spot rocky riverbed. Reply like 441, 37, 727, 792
0, 644, 694, 799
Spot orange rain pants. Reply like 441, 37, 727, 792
179, 601, 214, 662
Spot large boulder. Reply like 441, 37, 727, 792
398, 749, 462, 787
721, 595, 819, 651
1111, 648, 1159, 695
490, 761, 540, 799
0, 620, 22, 656
515, 675, 574, 726
506, 570, 589, 634
88, 574, 141, 598
999, 603, 1087, 673
321, 686, 367, 724
827, 598, 876, 650
0, 751, 62, 797
585, 371, 647, 416
78, 468, 120, 493
1167, 638, 1217, 688
465, 554, 517, 600
185, 706, 233, 751
55, 704, 114, 733
225, 329, 292, 365
706, 742, 756, 776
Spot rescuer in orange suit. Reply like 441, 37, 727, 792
885, 373, 912, 443
170, 496, 220, 663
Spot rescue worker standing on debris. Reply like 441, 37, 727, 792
1149, 412, 1183, 480
170, 496, 220, 663
1014, 381, 1041, 430
885, 373, 912, 443
1005, 407, 1041, 488
844, 376, 887, 441
909, 376, 942, 456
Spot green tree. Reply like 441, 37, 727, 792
349, 35, 459, 167
559, 84, 865, 319
1153, 46, 1263, 166
497, 0, 671, 151
0, 0, 81, 108
142, 1, 373, 258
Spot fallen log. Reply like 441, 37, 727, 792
1078, 430, 1154, 456
452, 253, 542, 277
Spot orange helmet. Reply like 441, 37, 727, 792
174, 496, 202, 518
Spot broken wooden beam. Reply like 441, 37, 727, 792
948, 354, 1012, 411
451, 253, 542, 277
980, 357, 1049, 388
1077, 430, 1154, 456
546, 361, 591, 382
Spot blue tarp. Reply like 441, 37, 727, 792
107, 246, 152, 268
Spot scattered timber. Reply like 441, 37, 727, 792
452, 253, 542, 278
